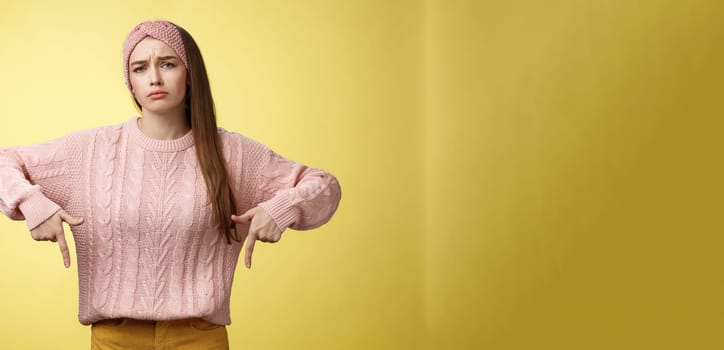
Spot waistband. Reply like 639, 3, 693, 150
93, 317, 223, 328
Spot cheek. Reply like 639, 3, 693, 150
173, 73, 188, 93
129, 77, 141, 94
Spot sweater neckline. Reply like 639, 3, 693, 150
125, 116, 195, 152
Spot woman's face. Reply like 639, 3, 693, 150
128, 37, 187, 115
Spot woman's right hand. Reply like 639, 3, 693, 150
30, 209, 84, 269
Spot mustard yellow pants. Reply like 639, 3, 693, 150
90, 317, 229, 350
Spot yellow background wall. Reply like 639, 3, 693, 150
423, 0, 723, 348
0, 0, 721, 349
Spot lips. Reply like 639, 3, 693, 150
147, 91, 168, 99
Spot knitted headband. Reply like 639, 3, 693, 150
122, 20, 188, 92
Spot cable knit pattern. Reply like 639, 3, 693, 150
118, 136, 145, 315
0, 137, 66, 229
0, 117, 342, 326
92, 126, 121, 313
108, 131, 128, 316
167, 149, 197, 313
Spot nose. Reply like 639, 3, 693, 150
150, 66, 163, 86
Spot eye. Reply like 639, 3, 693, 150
162, 62, 176, 68
132, 66, 146, 73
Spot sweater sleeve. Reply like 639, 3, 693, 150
0, 136, 69, 231
253, 145, 342, 232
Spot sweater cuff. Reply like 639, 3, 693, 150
258, 193, 298, 232
18, 191, 62, 231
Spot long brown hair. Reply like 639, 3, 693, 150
178, 23, 240, 244
133, 23, 240, 244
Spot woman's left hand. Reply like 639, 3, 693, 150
231, 206, 282, 269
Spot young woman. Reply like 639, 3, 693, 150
0, 20, 342, 349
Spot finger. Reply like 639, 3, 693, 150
59, 211, 84, 226
57, 230, 71, 269
230, 215, 248, 224
239, 230, 250, 248
240, 207, 259, 221
258, 230, 273, 243
245, 231, 257, 269
231, 212, 254, 224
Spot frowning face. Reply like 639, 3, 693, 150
128, 37, 187, 116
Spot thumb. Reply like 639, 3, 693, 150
231, 210, 255, 224
59, 210, 84, 226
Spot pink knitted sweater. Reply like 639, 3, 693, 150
0, 117, 341, 325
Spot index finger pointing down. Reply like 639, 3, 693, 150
245, 232, 257, 269
57, 231, 71, 269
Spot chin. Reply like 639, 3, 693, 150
141, 101, 185, 114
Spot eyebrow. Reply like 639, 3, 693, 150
130, 56, 179, 66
